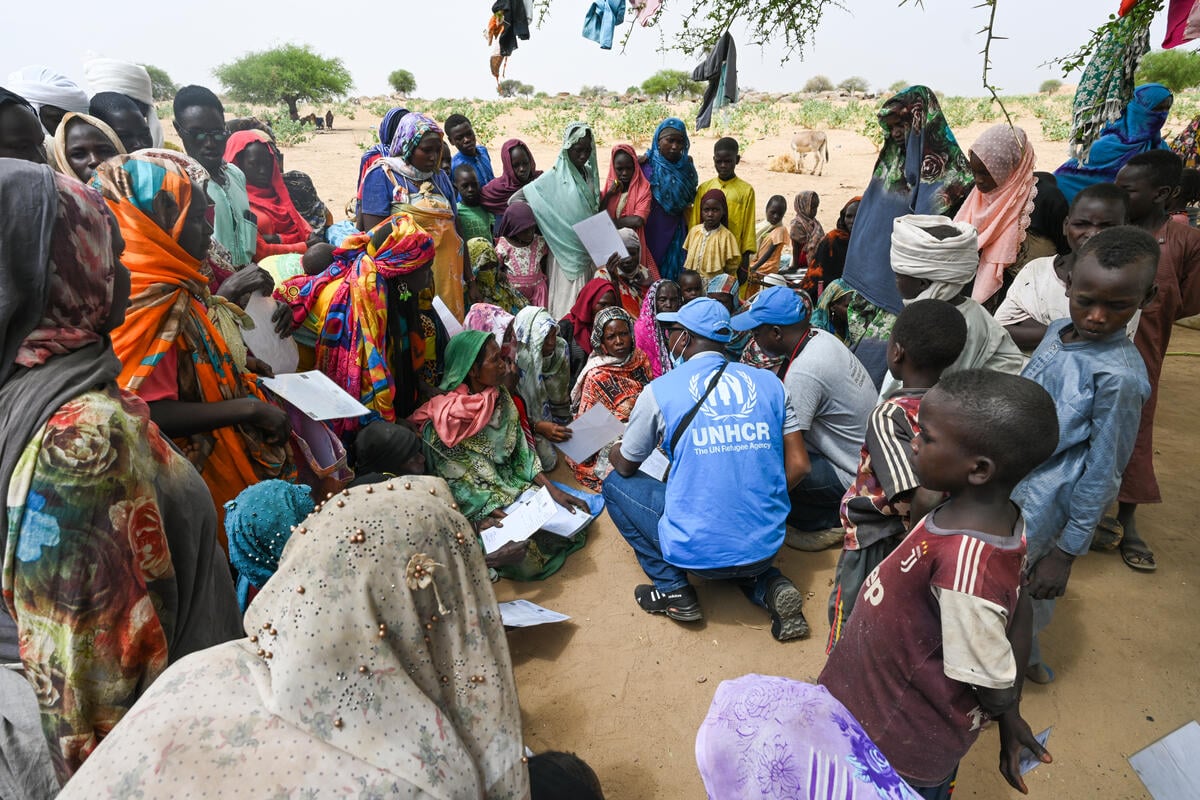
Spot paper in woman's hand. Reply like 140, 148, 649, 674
555, 404, 626, 462
572, 211, 629, 267
261, 371, 370, 420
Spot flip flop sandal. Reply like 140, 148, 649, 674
1090, 516, 1124, 551
1121, 542, 1158, 572
785, 526, 845, 552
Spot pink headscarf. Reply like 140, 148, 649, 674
955, 124, 1037, 303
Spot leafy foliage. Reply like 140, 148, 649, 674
640, 69, 703, 102
1136, 49, 1200, 93
499, 79, 536, 97
803, 75, 834, 93
215, 45, 352, 120
142, 64, 177, 102
888, 80, 910, 95
580, 85, 611, 98
837, 76, 869, 93
1039, 79, 1063, 94
388, 69, 417, 95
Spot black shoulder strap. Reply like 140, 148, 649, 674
669, 360, 728, 456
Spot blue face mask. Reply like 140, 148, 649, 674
668, 330, 688, 367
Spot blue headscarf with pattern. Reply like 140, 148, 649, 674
225, 480, 315, 611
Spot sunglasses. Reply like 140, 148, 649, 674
180, 127, 229, 143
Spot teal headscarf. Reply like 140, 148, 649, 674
523, 122, 600, 281
224, 480, 315, 612
439, 329, 493, 390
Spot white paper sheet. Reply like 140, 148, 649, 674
638, 448, 671, 481
241, 292, 299, 374
572, 211, 628, 267
432, 296, 464, 337
555, 404, 626, 463
1131, 721, 1200, 799
480, 487, 558, 553
540, 500, 591, 538
261, 371, 370, 420
498, 599, 571, 628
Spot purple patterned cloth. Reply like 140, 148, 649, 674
696, 675, 920, 800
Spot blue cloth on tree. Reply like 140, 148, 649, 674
582, 0, 626, 49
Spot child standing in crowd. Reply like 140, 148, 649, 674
445, 113, 494, 185
1013, 226, 1157, 684
1111, 149, 1200, 571
691, 137, 757, 281
677, 268, 705, 304
828, 299, 968, 652
748, 195, 790, 296
683, 188, 741, 284
495, 203, 550, 307
822, 369, 1058, 798
996, 183, 1136, 352
454, 163, 495, 243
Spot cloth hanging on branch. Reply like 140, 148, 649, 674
1065, 11, 1152, 161
1163, 0, 1200, 48
692, 32, 738, 130
582, 0, 626, 50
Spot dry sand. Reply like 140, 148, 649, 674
252, 107, 1200, 799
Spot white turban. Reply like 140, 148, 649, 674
82, 57, 164, 147
890, 214, 980, 304
617, 226, 641, 256
5, 65, 90, 119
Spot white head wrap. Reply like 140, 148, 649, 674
82, 57, 164, 147
890, 214, 980, 304
5, 65, 90, 121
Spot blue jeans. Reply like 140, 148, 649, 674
787, 449, 847, 531
602, 471, 781, 607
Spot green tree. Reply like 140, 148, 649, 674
803, 75, 833, 93
388, 69, 416, 95
837, 76, 869, 93
640, 69, 702, 102
215, 44, 352, 121
888, 79, 909, 95
1039, 78, 1063, 94
580, 84, 610, 98
498, 79, 535, 97
1136, 49, 1200, 93
142, 64, 177, 101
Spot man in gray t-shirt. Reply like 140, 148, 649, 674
732, 287, 877, 538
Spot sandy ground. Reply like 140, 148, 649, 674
260, 108, 1199, 799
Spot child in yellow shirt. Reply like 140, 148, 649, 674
683, 188, 741, 284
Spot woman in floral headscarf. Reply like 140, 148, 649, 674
467, 236, 528, 314
360, 112, 471, 321
0, 161, 239, 787
840, 86, 974, 386
513, 306, 574, 470
523, 121, 602, 318
568, 306, 652, 490
633, 278, 682, 378
956, 123, 1038, 303
95, 152, 296, 536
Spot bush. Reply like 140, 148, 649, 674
1039, 79, 1063, 94
888, 79, 909, 95
803, 75, 834, 93
499, 79, 535, 97
388, 69, 416, 95
640, 69, 702, 102
580, 84, 609, 98
143, 64, 177, 102
837, 76, 869, 93
1136, 49, 1200, 93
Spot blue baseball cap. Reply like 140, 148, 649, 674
729, 286, 809, 331
656, 297, 733, 343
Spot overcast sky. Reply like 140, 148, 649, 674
4, 1, 1185, 100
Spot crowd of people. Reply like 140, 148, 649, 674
1, 57, 1198, 799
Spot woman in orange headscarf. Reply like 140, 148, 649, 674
95, 152, 294, 540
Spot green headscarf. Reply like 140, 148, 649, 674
438, 329, 492, 391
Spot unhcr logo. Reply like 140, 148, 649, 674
687, 369, 772, 453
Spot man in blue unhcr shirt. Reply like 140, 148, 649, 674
604, 298, 813, 641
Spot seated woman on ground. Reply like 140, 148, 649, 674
568, 307, 653, 490
634, 278, 682, 377
559, 277, 619, 383
57, 475, 603, 799
410, 332, 590, 578
468, 236, 528, 314
224, 479, 315, 613
95, 152, 296, 537
0, 161, 240, 786
514, 306, 574, 470
52, 111, 124, 182
495, 202, 550, 306
346, 419, 427, 487
225, 130, 321, 260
